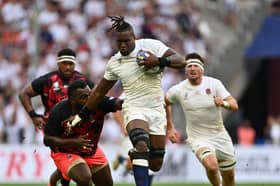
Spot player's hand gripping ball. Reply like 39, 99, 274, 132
136, 50, 162, 74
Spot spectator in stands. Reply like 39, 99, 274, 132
270, 0, 280, 14
224, 0, 239, 30
237, 120, 255, 146
265, 115, 280, 145
0, 94, 5, 143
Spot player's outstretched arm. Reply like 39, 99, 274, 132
68, 78, 117, 127
165, 96, 179, 143
85, 78, 117, 113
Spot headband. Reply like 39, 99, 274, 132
57, 55, 76, 64
186, 59, 204, 71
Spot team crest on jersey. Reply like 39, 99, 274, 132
205, 88, 211, 95
53, 81, 60, 91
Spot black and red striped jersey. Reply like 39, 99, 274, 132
31, 70, 94, 117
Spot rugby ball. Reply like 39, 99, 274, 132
136, 50, 162, 74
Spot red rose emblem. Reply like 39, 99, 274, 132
205, 88, 211, 95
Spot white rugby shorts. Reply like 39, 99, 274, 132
187, 129, 236, 170
123, 106, 167, 135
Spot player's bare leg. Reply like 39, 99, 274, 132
127, 120, 150, 186
91, 164, 113, 186
146, 135, 165, 186
49, 169, 61, 186
68, 163, 93, 186
49, 169, 70, 186
49, 170, 60, 186
221, 168, 235, 186
148, 135, 166, 172
197, 147, 221, 186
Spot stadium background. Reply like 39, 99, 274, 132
0, 0, 280, 185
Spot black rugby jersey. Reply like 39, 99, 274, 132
44, 97, 117, 157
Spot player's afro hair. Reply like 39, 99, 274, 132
57, 48, 76, 58
68, 80, 87, 98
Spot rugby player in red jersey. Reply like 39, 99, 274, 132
44, 80, 123, 186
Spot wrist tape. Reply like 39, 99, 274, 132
158, 57, 171, 68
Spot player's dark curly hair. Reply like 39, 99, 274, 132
108, 15, 134, 33
57, 48, 76, 57
185, 53, 205, 64
68, 80, 87, 99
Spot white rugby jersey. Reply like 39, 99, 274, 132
166, 76, 231, 138
104, 39, 168, 109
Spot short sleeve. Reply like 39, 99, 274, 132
215, 79, 230, 99
31, 75, 48, 94
143, 39, 169, 57
104, 58, 119, 81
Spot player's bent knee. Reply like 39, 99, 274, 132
206, 162, 219, 173
129, 128, 150, 167
76, 173, 92, 185
129, 128, 150, 152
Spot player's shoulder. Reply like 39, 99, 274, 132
49, 99, 71, 120
32, 71, 57, 85
137, 38, 163, 46
203, 76, 221, 83
73, 70, 83, 76
52, 99, 70, 113
36, 71, 57, 79
108, 52, 121, 63
203, 76, 224, 87
175, 79, 188, 88
72, 71, 87, 79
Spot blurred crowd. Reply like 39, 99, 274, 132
4, 0, 273, 147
